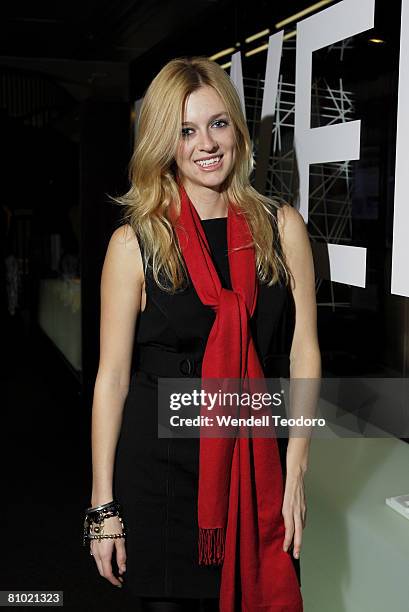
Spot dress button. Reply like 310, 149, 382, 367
179, 358, 194, 376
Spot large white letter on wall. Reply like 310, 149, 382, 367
295, 0, 375, 288
391, 0, 409, 298
254, 32, 284, 192
230, 52, 246, 120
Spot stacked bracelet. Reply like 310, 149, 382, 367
83, 500, 126, 547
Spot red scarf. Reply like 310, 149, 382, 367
172, 182, 303, 612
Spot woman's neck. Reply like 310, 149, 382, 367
182, 184, 228, 220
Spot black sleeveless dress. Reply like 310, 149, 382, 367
113, 216, 300, 601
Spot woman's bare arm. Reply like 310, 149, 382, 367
91, 223, 144, 507
277, 203, 321, 472
277, 203, 321, 559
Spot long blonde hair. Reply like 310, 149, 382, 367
115, 56, 291, 292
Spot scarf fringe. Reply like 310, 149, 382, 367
198, 527, 225, 566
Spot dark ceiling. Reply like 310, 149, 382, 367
0, 0, 314, 67
0, 0, 234, 101
0, 0, 224, 62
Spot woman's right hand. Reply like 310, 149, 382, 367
90, 516, 127, 588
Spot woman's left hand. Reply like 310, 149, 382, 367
281, 466, 307, 559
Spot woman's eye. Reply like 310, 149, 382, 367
181, 120, 229, 137
213, 119, 228, 128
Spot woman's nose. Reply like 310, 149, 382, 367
198, 131, 218, 151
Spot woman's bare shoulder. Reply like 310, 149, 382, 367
275, 203, 315, 297
276, 203, 306, 238
104, 223, 144, 284
109, 223, 140, 250
276, 203, 311, 253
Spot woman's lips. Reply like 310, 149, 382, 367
194, 154, 224, 172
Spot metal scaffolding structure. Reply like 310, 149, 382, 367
246, 43, 356, 308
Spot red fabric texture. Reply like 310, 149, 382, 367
171, 181, 303, 612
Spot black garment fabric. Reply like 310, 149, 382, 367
114, 217, 300, 601
139, 596, 219, 611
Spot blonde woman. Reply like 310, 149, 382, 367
86, 57, 321, 611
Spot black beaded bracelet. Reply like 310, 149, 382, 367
83, 501, 125, 547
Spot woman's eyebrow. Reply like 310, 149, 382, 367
182, 112, 228, 126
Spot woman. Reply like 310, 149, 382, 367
85, 56, 321, 611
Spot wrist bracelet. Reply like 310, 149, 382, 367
87, 506, 120, 524
85, 501, 121, 522
86, 500, 115, 513
88, 533, 126, 541
83, 500, 126, 547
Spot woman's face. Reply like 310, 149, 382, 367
174, 85, 237, 192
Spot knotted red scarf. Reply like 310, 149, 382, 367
171, 181, 303, 612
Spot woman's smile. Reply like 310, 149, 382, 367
194, 154, 224, 172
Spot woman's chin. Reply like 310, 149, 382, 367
194, 169, 231, 187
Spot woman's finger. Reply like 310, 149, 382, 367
100, 551, 123, 587
292, 510, 304, 559
91, 541, 122, 587
282, 507, 294, 552
115, 539, 127, 575
91, 542, 104, 576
